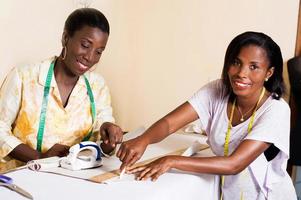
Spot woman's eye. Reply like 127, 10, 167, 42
250, 65, 258, 70
81, 43, 89, 48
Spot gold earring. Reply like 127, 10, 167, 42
62, 46, 67, 60
265, 78, 269, 82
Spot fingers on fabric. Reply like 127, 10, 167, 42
119, 150, 132, 169
136, 167, 152, 180
118, 142, 141, 168
137, 166, 166, 181
134, 157, 171, 181
120, 162, 127, 173
117, 143, 127, 160
127, 166, 146, 174
127, 154, 140, 167
116, 145, 122, 158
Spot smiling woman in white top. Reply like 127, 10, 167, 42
117, 31, 297, 200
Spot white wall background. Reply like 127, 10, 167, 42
0, 0, 299, 131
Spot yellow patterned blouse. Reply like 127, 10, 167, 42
0, 57, 115, 171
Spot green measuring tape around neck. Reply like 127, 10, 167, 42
36, 60, 96, 152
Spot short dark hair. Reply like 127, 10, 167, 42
64, 8, 110, 37
221, 31, 284, 100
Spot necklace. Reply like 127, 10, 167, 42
236, 89, 266, 122
236, 105, 255, 122
224, 87, 266, 156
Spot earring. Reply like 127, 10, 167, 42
265, 78, 269, 82
62, 46, 67, 60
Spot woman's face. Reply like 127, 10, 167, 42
62, 25, 109, 76
227, 45, 274, 99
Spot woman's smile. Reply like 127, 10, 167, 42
232, 79, 252, 90
76, 59, 90, 72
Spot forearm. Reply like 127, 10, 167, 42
170, 155, 241, 175
170, 140, 270, 175
139, 118, 171, 145
140, 102, 198, 145
8, 144, 40, 162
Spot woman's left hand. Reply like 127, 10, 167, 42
127, 156, 174, 181
99, 122, 123, 153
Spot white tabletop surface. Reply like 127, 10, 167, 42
1, 132, 219, 200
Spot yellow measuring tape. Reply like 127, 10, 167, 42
220, 87, 265, 200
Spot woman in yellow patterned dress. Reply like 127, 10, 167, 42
0, 8, 123, 172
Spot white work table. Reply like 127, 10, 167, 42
1, 132, 219, 200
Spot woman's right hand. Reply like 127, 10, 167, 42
41, 144, 70, 158
116, 136, 149, 171
9, 143, 69, 162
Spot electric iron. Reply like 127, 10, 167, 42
60, 141, 103, 170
